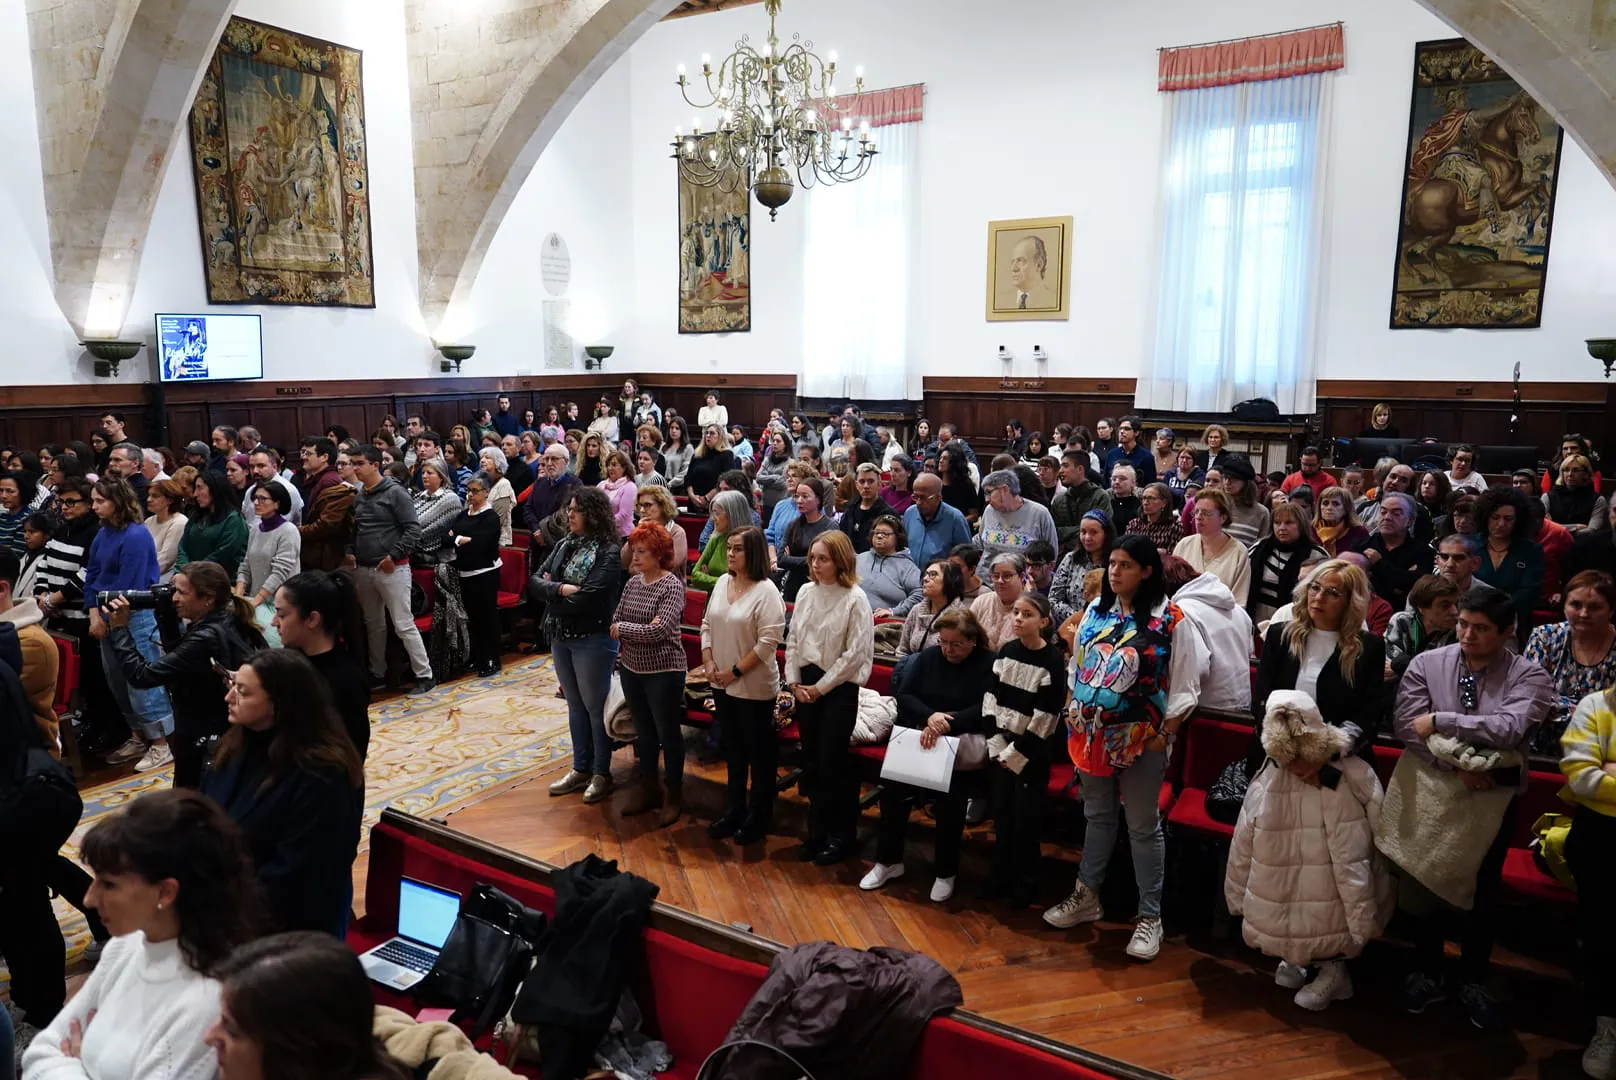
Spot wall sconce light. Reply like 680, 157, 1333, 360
437, 344, 475, 373
1032, 345, 1048, 365
583, 345, 614, 371
997, 345, 1013, 367
82, 339, 144, 378
1588, 338, 1616, 379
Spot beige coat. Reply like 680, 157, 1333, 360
1225, 690, 1394, 965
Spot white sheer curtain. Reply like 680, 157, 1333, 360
1140, 70, 1334, 414
800, 118, 920, 401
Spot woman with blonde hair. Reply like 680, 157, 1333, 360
572, 431, 607, 486
1312, 485, 1368, 557
786, 530, 873, 865
624, 484, 687, 573
1246, 502, 1329, 626
685, 424, 736, 512
1545, 453, 1609, 535
1202, 424, 1232, 473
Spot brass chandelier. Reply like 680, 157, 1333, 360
670, 0, 875, 221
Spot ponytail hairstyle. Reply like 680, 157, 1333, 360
276, 570, 360, 649
175, 560, 258, 633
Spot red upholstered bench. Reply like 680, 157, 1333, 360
1166, 716, 1253, 840
676, 514, 706, 552
411, 565, 436, 634
1499, 769, 1576, 904
359, 812, 1133, 1080
495, 548, 525, 611
683, 588, 708, 629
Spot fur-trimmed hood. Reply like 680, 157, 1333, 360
1261, 690, 1351, 767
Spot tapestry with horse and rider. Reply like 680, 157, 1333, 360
1390, 38, 1563, 330
188, 16, 376, 308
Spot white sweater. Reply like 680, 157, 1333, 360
23, 932, 221, 1080
785, 582, 874, 694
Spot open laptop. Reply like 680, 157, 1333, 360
358, 878, 461, 991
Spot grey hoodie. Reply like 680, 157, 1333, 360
352, 476, 421, 566
855, 550, 924, 615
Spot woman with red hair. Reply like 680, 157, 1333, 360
611, 521, 689, 824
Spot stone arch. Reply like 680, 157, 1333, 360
29, 0, 240, 336
1412, 0, 1616, 187
409, 0, 685, 334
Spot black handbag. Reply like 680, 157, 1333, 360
418, 884, 546, 1035
1205, 756, 1254, 825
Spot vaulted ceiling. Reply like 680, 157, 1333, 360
664, 0, 765, 19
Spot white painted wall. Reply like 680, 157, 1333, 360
612, 0, 1616, 385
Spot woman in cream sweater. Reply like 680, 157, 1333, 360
785, 530, 873, 867
23, 788, 260, 1080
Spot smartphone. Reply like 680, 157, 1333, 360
210, 657, 236, 684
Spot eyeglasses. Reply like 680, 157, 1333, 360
58, 497, 85, 505
1458, 667, 1479, 712
1305, 582, 1346, 600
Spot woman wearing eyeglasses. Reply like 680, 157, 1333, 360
1173, 489, 1251, 607
1124, 483, 1183, 554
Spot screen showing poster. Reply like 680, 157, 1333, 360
154, 313, 264, 382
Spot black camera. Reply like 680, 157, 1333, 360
96, 584, 176, 610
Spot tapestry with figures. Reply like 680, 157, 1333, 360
1390, 38, 1563, 329
189, 17, 375, 307
678, 170, 751, 333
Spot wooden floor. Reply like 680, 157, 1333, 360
427, 743, 1593, 1080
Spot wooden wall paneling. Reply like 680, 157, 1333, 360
164, 405, 209, 451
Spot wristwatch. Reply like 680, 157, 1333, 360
731, 664, 744, 679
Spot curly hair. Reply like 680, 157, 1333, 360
1284, 560, 1368, 684
626, 521, 675, 570
1474, 484, 1537, 547
567, 486, 619, 542
81, 789, 263, 973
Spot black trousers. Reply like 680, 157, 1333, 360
1566, 806, 1616, 1018
622, 669, 687, 792
460, 570, 501, 669
170, 713, 219, 791
0, 779, 84, 1022
877, 774, 967, 879
717, 693, 777, 825
1410, 797, 1516, 985
794, 668, 858, 844
49, 855, 107, 942
991, 754, 1051, 892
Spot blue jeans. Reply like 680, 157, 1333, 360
552, 633, 618, 775
0, 994, 12, 1069
1077, 749, 1167, 919
103, 609, 175, 741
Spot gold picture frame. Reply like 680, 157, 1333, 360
985, 215, 1073, 321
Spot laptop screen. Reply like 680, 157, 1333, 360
397, 879, 460, 948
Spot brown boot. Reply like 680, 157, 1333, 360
622, 774, 663, 816
658, 783, 683, 828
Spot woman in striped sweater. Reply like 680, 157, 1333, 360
983, 593, 1068, 907
611, 522, 689, 826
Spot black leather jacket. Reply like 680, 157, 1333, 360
111, 606, 267, 743
529, 536, 622, 641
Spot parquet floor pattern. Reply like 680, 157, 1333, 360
393, 745, 1589, 1079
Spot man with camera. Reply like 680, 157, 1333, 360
102, 560, 266, 788
347, 446, 435, 695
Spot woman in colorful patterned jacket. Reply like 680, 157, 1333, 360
1043, 533, 1203, 964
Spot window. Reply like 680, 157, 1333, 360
800, 118, 920, 402
1142, 71, 1333, 414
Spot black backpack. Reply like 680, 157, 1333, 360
1231, 398, 1280, 422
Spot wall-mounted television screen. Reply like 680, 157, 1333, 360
155, 313, 264, 383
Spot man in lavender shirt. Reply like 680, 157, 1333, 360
1391, 588, 1551, 1031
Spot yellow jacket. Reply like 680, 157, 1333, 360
1561, 690, 1616, 817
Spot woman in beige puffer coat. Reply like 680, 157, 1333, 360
1225, 690, 1394, 1011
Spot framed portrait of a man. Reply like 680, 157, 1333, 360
985, 216, 1072, 321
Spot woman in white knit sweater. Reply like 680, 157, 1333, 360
236, 481, 302, 648
477, 446, 517, 546
23, 789, 261, 1080
785, 530, 873, 866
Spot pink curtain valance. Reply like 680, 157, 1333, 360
814, 82, 925, 129
1159, 24, 1344, 91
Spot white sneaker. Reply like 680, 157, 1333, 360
1125, 916, 1164, 961
930, 876, 955, 903
859, 863, 904, 891
1294, 960, 1353, 1011
1585, 1016, 1616, 1080
104, 736, 146, 765
1274, 960, 1309, 989
1043, 882, 1103, 929
133, 742, 173, 772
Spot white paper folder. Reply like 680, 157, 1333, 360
880, 728, 958, 792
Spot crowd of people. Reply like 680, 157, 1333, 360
2, 392, 1615, 1078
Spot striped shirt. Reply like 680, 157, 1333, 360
611, 572, 688, 674
37, 517, 99, 628
983, 638, 1068, 774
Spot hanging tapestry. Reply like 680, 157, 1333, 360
1389, 38, 1563, 329
189, 17, 375, 307
678, 169, 750, 333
